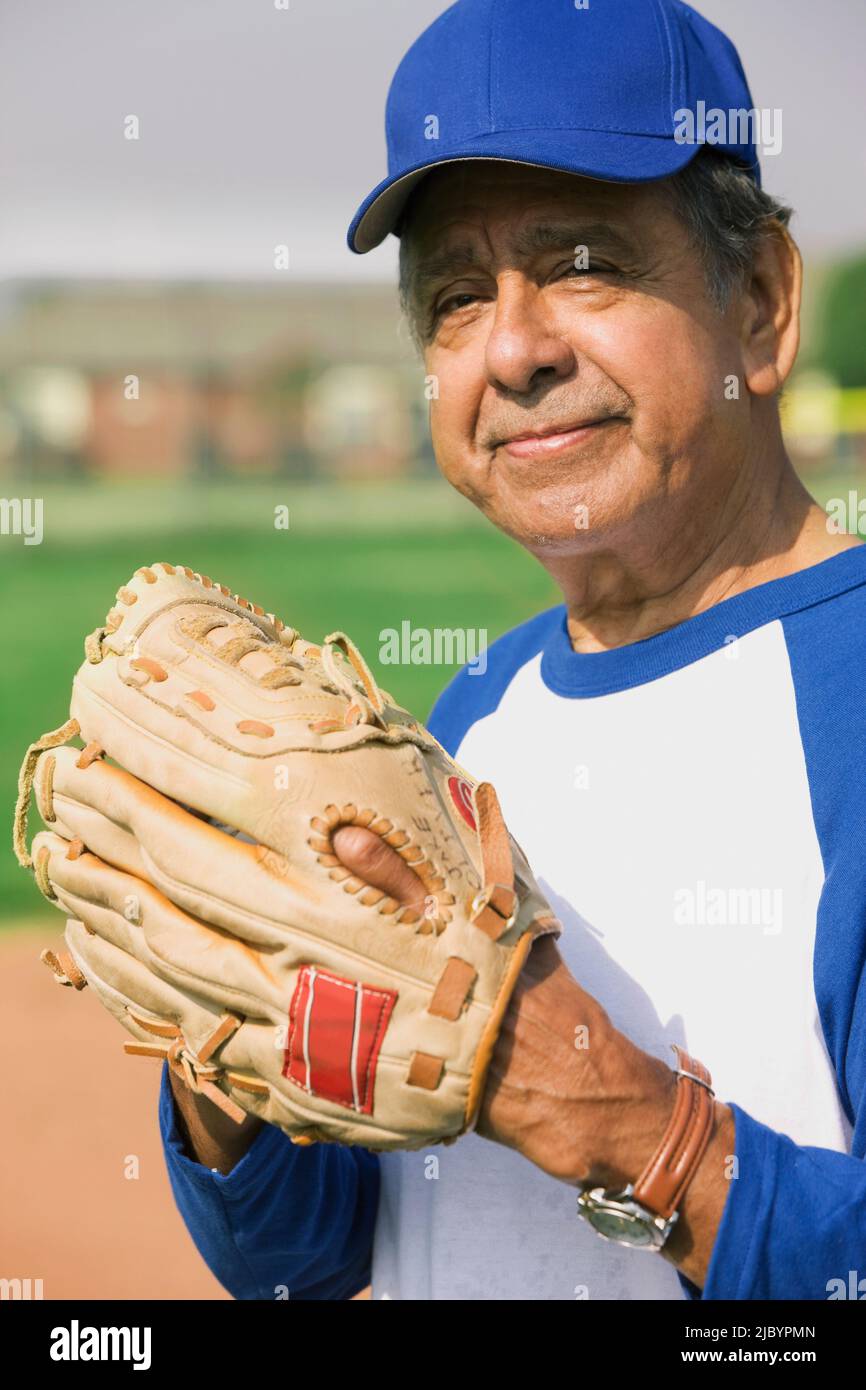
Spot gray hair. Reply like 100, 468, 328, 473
396, 148, 794, 352
665, 148, 793, 309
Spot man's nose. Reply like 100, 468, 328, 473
484, 277, 576, 395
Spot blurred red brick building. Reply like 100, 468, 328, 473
0, 281, 433, 480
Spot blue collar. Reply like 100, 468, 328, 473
541, 544, 866, 698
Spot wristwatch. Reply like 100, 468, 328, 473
576, 1044, 715, 1251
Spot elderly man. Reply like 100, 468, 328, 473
160, 0, 866, 1301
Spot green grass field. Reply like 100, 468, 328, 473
0, 479, 558, 920
1, 471, 860, 922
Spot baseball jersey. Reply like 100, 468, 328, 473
160, 542, 866, 1300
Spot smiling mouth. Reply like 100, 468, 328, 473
498, 418, 621, 459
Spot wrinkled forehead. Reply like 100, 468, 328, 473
400, 160, 666, 256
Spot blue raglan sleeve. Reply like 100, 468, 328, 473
159, 1065, 379, 1300
694, 598, 866, 1300
698, 1100, 866, 1300
696, 856, 866, 1301
425, 606, 562, 750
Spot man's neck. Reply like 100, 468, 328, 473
545, 457, 861, 655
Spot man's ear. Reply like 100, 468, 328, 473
741, 222, 803, 397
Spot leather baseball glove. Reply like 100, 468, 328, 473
14, 563, 559, 1151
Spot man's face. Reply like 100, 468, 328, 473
404, 163, 753, 561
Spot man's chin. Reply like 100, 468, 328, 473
484, 482, 617, 555
520, 529, 604, 558
492, 509, 610, 557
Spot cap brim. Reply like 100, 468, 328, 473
347, 129, 706, 254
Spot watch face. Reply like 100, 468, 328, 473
588, 1207, 658, 1247
578, 1190, 668, 1249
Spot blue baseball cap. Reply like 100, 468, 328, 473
348, 0, 761, 254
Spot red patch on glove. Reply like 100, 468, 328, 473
284, 966, 396, 1114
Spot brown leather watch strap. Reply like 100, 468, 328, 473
632, 1045, 715, 1220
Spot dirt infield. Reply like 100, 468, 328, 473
1, 921, 372, 1301
2, 920, 231, 1300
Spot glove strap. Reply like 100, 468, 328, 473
321, 631, 389, 729
124, 1009, 267, 1127
469, 783, 518, 940
40, 946, 88, 990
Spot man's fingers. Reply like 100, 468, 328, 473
332, 825, 427, 910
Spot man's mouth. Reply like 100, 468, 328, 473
498, 417, 620, 459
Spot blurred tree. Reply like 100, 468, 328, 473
813, 255, 866, 388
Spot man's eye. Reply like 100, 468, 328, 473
437, 292, 479, 317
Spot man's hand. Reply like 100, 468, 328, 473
476, 935, 675, 1181
476, 935, 735, 1288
